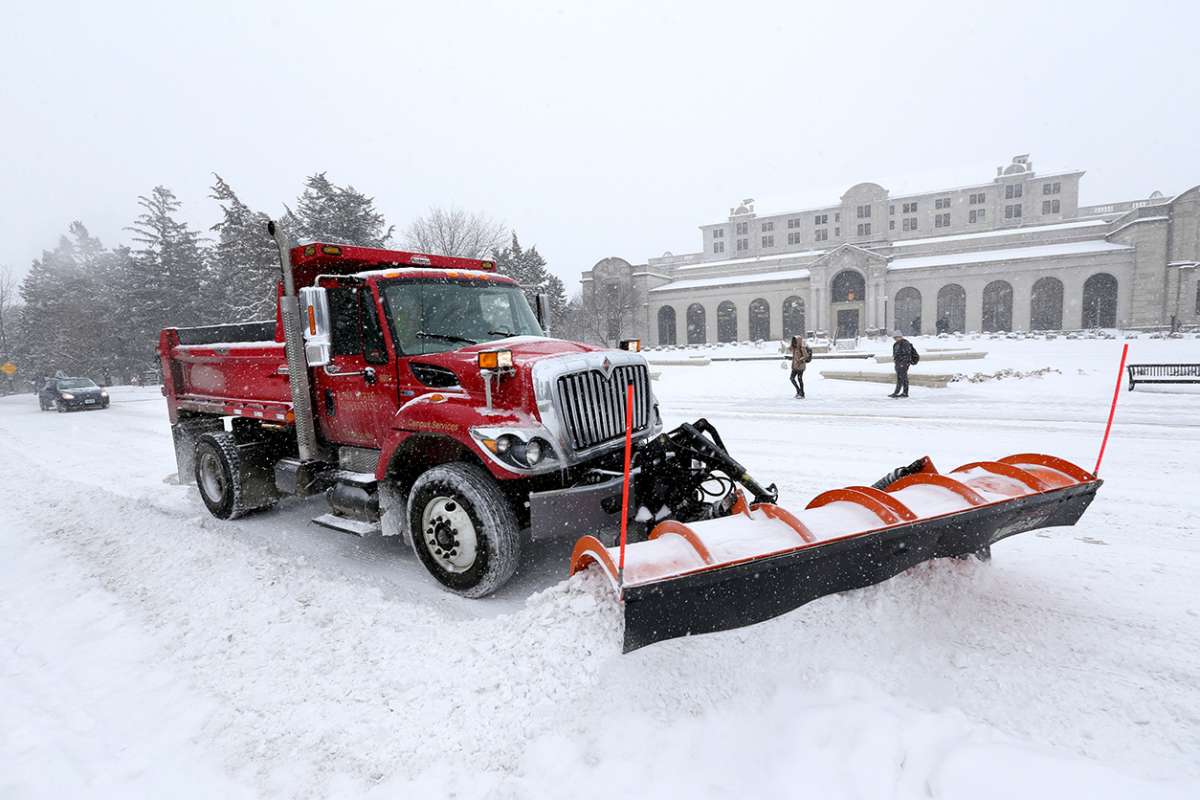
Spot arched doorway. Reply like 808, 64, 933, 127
657, 306, 676, 346
717, 301, 738, 342
936, 284, 966, 333
782, 296, 806, 338
831, 270, 866, 338
749, 298, 770, 340
686, 303, 706, 344
894, 287, 922, 335
1082, 273, 1118, 328
981, 280, 1013, 332
1030, 277, 1063, 330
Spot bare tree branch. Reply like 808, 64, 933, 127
403, 207, 507, 259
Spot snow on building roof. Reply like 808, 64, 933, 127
888, 240, 1132, 272
649, 268, 812, 293
890, 219, 1110, 248
675, 249, 827, 272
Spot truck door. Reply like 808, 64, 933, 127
311, 281, 398, 450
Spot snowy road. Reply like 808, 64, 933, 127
2, 336, 1199, 798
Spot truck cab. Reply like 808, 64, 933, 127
161, 238, 659, 597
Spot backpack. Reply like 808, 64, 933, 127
910, 347, 920, 365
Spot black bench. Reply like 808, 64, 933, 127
1127, 363, 1200, 390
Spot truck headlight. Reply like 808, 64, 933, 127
472, 427, 556, 470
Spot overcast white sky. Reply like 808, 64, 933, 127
2, 0, 1197, 291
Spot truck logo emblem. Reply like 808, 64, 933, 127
601, 356, 612, 376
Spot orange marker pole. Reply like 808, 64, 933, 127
1093, 343, 1129, 476
618, 382, 634, 590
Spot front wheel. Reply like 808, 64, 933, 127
408, 463, 521, 598
56, 401, 67, 413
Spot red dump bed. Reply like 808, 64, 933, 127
159, 321, 293, 424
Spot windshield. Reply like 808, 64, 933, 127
381, 279, 544, 355
57, 378, 97, 389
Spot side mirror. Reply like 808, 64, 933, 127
534, 292, 551, 335
299, 286, 332, 367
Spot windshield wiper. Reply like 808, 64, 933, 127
487, 329, 514, 338
416, 331, 478, 345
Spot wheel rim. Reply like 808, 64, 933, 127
198, 450, 226, 503
421, 495, 478, 573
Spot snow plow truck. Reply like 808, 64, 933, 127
159, 222, 1103, 651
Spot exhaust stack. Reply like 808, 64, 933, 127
268, 220, 326, 463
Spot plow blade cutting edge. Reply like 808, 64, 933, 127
570, 453, 1102, 653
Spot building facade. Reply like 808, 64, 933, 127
582, 155, 1200, 345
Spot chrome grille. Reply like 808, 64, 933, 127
556, 364, 651, 451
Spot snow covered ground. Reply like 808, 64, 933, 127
2, 336, 1199, 799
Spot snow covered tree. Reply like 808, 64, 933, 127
209, 174, 279, 321
0, 265, 15, 358
124, 186, 207, 344
403, 206, 506, 260
289, 172, 394, 247
17, 224, 113, 378
491, 233, 568, 331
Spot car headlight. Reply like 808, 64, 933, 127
100, 390, 108, 397
61, 392, 75, 400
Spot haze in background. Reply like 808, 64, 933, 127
2, 0, 1197, 288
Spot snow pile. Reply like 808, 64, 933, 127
952, 366, 1061, 383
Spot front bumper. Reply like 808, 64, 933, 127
528, 473, 636, 542
63, 397, 109, 409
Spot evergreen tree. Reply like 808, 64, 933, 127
492, 233, 568, 331
124, 186, 207, 346
209, 174, 279, 321
17, 223, 113, 378
289, 172, 394, 247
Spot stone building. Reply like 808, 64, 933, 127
581, 155, 1200, 344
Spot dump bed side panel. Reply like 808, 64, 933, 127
160, 325, 292, 425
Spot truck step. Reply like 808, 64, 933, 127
312, 513, 381, 537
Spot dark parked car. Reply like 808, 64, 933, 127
39, 377, 110, 412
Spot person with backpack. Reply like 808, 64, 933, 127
889, 331, 919, 398
788, 335, 812, 398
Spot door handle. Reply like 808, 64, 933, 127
323, 364, 377, 384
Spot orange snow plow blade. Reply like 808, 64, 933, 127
571, 453, 1102, 652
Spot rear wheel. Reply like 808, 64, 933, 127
408, 463, 520, 598
194, 431, 278, 519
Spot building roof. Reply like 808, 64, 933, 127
888, 240, 1132, 272
675, 249, 827, 271
648, 268, 812, 293
890, 218, 1110, 249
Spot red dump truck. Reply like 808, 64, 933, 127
160, 222, 1101, 651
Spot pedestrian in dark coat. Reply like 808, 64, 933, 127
889, 331, 918, 398
788, 335, 811, 398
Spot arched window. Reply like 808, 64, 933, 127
1082, 273, 1118, 328
748, 298, 770, 340
657, 306, 677, 346
894, 287, 922, 335
686, 303, 706, 344
1030, 277, 1064, 331
717, 301, 738, 342
936, 284, 966, 333
782, 296, 806, 337
831, 270, 866, 303
981, 280, 1013, 333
